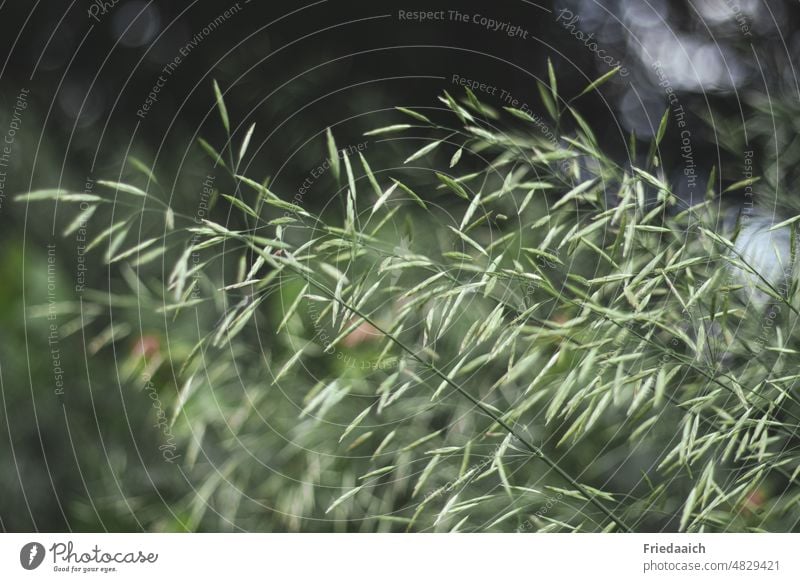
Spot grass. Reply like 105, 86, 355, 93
16, 67, 800, 532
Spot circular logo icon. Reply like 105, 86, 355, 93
20, 542, 45, 570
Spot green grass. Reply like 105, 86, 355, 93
17, 68, 800, 532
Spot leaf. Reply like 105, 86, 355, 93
14, 189, 66, 202
435, 493, 460, 526
487, 508, 524, 529
343, 150, 357, 204
238, 123, 256, 164
404, 140, 441, 164
504, 107, 536, 123
347, 431, 374, 451
272, 344, 310, 384
197, 138, 227, 169
632, 167, 668, 192
339, 405, 373, 443
103, 225, 131, 263
699, 227, 735, 250
522, 247, 563, 266
170, 375, 198, 428
62, 204, 97, 236
567, 106, 599, 149
371, 181, 399, 215
396, 107, 431, 123
551, 178, 598, 210
97, 180, 148, 198
87, 219, 129, 252
447, 225, 487, 256
364, 124, 412, 136
221, 193, 260, 220
131, 245, 167, 267
109, 237, 160, 264
768, 214, 800, 231
547, 57, 558, 104
234, 174, 276, 198
212, 79, 230, 133
345, 189, 355, 232
450, 147, 463, 168
326, 128, 340, 182
14, 189, 103, 203
463, 87, 483, 113
391, 179, 427, 209
436, 172, 470, 200
359, 153, 382, 198
679, 486, 698, 531
400, 429, 443, 452
413, 454, 441, 498
537, 81, 557, 120
371, 430, 396, 460
128, 156, 159, 186
358, 466, 395, 481
236, 175, 312, 216
441, 91, 472, 124
460, 192, 482, 230
525, 350, 561, 396
325, 485, 364, 514
655, 108, 670, 147
576, 66, 621, 98
723, 176, 760, 194
277, 284, 309, 332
